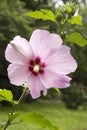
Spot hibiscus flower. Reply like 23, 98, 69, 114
5, 29, 77, 98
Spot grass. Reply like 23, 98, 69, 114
0, 99, 87, 130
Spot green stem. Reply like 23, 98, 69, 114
2, 87, 27, 130
9, 121, 21, 126
58, 15, 71, 36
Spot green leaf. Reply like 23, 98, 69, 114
9, 112, 21, 122
26, 9, 57, 22
20, 112, 57, 130
65, 32, 87, 46
0, 89, 13, 102
69, 16, 82, 25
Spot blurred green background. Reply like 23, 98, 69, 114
0, 0, 87, 108
0, 0, 87, 130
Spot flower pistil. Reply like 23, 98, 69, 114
29, 57, 45, 75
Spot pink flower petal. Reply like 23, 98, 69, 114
27, 75, 47, 99
30, 29, 62, 59
8, 63, 31, 86
5, 36, 34, 63
54, 75, 71, 88
39, 69, 71, 89
45, 45, 77, 75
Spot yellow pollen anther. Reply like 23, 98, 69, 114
33, 64, 40, 73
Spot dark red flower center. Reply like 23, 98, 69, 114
29, 57, 46, 76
